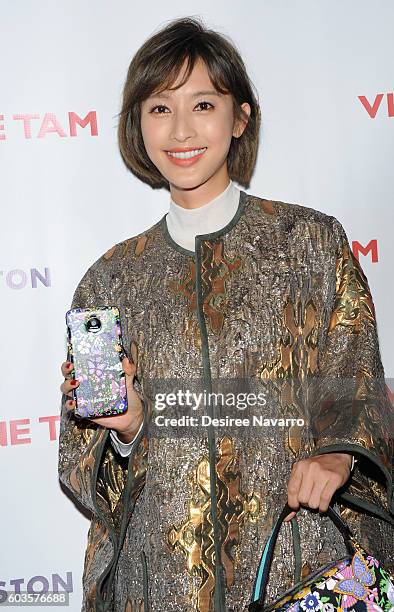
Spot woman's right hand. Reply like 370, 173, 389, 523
60, 358, 144, 443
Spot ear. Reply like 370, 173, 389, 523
232, 102, 251, 138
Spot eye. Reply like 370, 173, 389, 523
149, 101, 214, 114
149, 105, 170, 114
195, 101, 214, 111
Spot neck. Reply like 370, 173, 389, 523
169, 169, 232, 210
165, 179, 241, 252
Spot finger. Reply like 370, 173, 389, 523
287, 463, 303, 510
64, 398, 76, 411
307, 477, 330, 510
297, 466, 315, 506
60, 379, 79, 396
61, 361, 74, 378
122, 356, 136, 376
283, 511, 297, 522
318, 476, 341, 513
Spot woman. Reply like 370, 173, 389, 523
58, 16, 393, 612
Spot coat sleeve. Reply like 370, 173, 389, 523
308, 216, 394, 519
58, 261, 147, 534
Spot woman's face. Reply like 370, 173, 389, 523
140, 57, 250, 205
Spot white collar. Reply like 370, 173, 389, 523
166, 180, 241, 252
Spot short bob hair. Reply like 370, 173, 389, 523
117, 16, 261, 190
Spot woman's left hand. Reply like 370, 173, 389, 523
284, 452, 352, 522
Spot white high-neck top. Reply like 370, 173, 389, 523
166, 179, 241, 252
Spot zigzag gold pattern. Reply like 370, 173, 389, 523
169, 240, 242, 337
124, 598, 144, 611
257, 297, 320, 456
167, 436, 261, 612
258, 298, 319, 382
200, 241, 243, 335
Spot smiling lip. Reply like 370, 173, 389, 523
165, 147, 206, 152
165, 147, 207, 167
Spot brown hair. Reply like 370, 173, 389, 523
117, 16, 261, 190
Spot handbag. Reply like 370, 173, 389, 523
249, 502, 394, 612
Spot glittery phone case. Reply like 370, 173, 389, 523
65, 306, 128, 419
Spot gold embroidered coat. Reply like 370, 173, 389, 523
58, 190, 394, 612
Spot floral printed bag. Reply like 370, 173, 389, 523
249, 502, 394, 612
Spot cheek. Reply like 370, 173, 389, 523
140, 121, 150, 153
203, 115, 234, 147
141, 115, 160, 146
140, 116, 161, 154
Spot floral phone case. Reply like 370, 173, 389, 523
65, 306, 128, 419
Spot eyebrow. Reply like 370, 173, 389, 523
147, 89, 222, 100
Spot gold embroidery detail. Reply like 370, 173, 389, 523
261, 199, 275, 215
135, 235, 148, 256
200, 241, 242, 335
216, 436, 262, 588
329, 243, 375, 332
252, 198, 275, 216
257, 298, 319, 456
258, 298, 319, 381
97, 446, 127, 513
121, 238, 134, 258
124, 598, 145, 611
167, 436, 261, 612
103, 245, 117, 260
169, 240, 242, 340
301, 561, 312, 580
69, 428, 106, 495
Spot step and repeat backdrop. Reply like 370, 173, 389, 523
1, 1, 393, 609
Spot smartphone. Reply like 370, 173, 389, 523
65, 306, 128, 419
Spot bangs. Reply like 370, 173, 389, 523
141, 46, 232, 101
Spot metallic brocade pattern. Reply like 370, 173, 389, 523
58, 191, 394, 612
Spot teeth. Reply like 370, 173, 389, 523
167, 148, 206, 159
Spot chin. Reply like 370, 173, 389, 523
166, 172, 210, 190
169, 179, 211, 192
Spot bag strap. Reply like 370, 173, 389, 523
250, 502, 353, 608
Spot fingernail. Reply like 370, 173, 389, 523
66, 362, 72, 367
70, 380, 78, 386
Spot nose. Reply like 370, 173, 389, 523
170, 110, 197, 143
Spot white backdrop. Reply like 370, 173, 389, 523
1, 1, 393, 608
